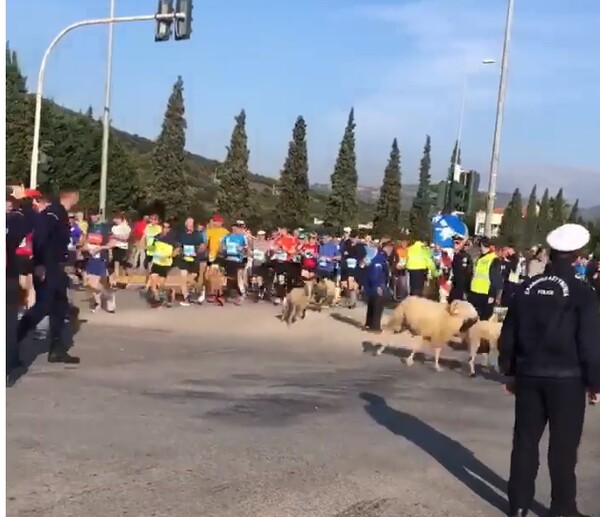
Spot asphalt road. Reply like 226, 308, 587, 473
6, 295, 600, 517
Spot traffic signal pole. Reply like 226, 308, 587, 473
28, 9, 188, 191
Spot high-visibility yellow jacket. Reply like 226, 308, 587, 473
406, 242, 437, 276
470, 252, 497, 295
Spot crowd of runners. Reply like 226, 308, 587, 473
9, 192, 600, 319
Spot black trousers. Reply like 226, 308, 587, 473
508, 376, 586, 515
467, 292, 494, 320
17, 268, 69, 352
407, 269, 427, 296
6, 277, 20, 373
448, 285, 466, 303
365, 294, 385, 331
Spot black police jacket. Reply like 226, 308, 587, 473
451, 250, 472, 293
32, 202, 70, 269
499, 262, 600, 392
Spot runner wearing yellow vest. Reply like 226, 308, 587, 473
406, 241, 437, 297
468, 237, 502, 320
147, 221, 179, 307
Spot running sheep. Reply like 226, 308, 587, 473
383, 296, 479, 372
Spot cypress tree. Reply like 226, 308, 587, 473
324, 108, 358, 231
217, 109, 251, 222
521, 185, 538, 249
499, 188, 523, 246
568, 199, 580, 223
409, 135, 433, 241
6, 44, 33, 184
536, 188, 551, 243
147, 76, 188, 219
372, 138, 401, 238
550, 188, 566, 230
275, 115, 309, 229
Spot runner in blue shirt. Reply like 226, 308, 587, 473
221, 222, 248, 304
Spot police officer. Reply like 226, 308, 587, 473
498, 223, 600, 517
448, 234, 472, 303
17, 186, 81, 364
468, 237, 502, 320
6, 186, 37, 376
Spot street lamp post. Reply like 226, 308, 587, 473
28, 2, 193, 191
452, 59, 496, 182
484, 0, 515, 237
99, 0, 116, 221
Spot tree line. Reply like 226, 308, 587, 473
498, 186, 586, 249
4, 44, 445, 236
6, 44, 600, 254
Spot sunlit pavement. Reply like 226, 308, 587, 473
6, 295, 600, 517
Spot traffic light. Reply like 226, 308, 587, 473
155, 0, 174, 42
174, 0, 193, 40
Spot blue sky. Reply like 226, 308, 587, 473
7, 0, 600, 206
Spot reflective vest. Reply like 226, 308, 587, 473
406, 243, 428, 270
470, 252, 496, 295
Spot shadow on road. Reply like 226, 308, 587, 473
359, 392, 547, 516
7, 304, 85, 387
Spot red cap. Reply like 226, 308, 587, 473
24, 189, 42, 198
211, 214, 224, 223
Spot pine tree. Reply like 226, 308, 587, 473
550, 187, 566, 230
372, 138, 402, 238
536, 188, 551, 244
324, 108, 358, 231
409, 135, 433, 241
499, 188, 523, 246
217, 109, 251, 222
521, 185, 538, 249
275, 116, 309, 228
568, 199, 580, 223
146, 76, 187, 219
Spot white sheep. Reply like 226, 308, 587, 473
383, 296, 479, 372
464, 312, 503, 377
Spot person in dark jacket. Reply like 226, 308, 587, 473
17, 186, 81, 364
448, 235, 472, 303
498, 223, 600, 517
6, 187, 37, 376
363, 240, 394, 333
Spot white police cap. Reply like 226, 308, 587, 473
546, 223, 590, 252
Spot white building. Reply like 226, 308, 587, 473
474, 209, 504, 237
474, 204, 538, 237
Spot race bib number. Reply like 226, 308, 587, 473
183, 244, 196, 257
253, 249, 266, 262
226, 241, 239, 256
346, 258, 357, 269
276, 252, 287, 261
318, 258, 329, 268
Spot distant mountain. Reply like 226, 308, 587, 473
580, 205, 600, 222
311, 183, 513, 210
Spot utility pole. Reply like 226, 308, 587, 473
484, 0, 515, 237
99, 0, 116, 221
